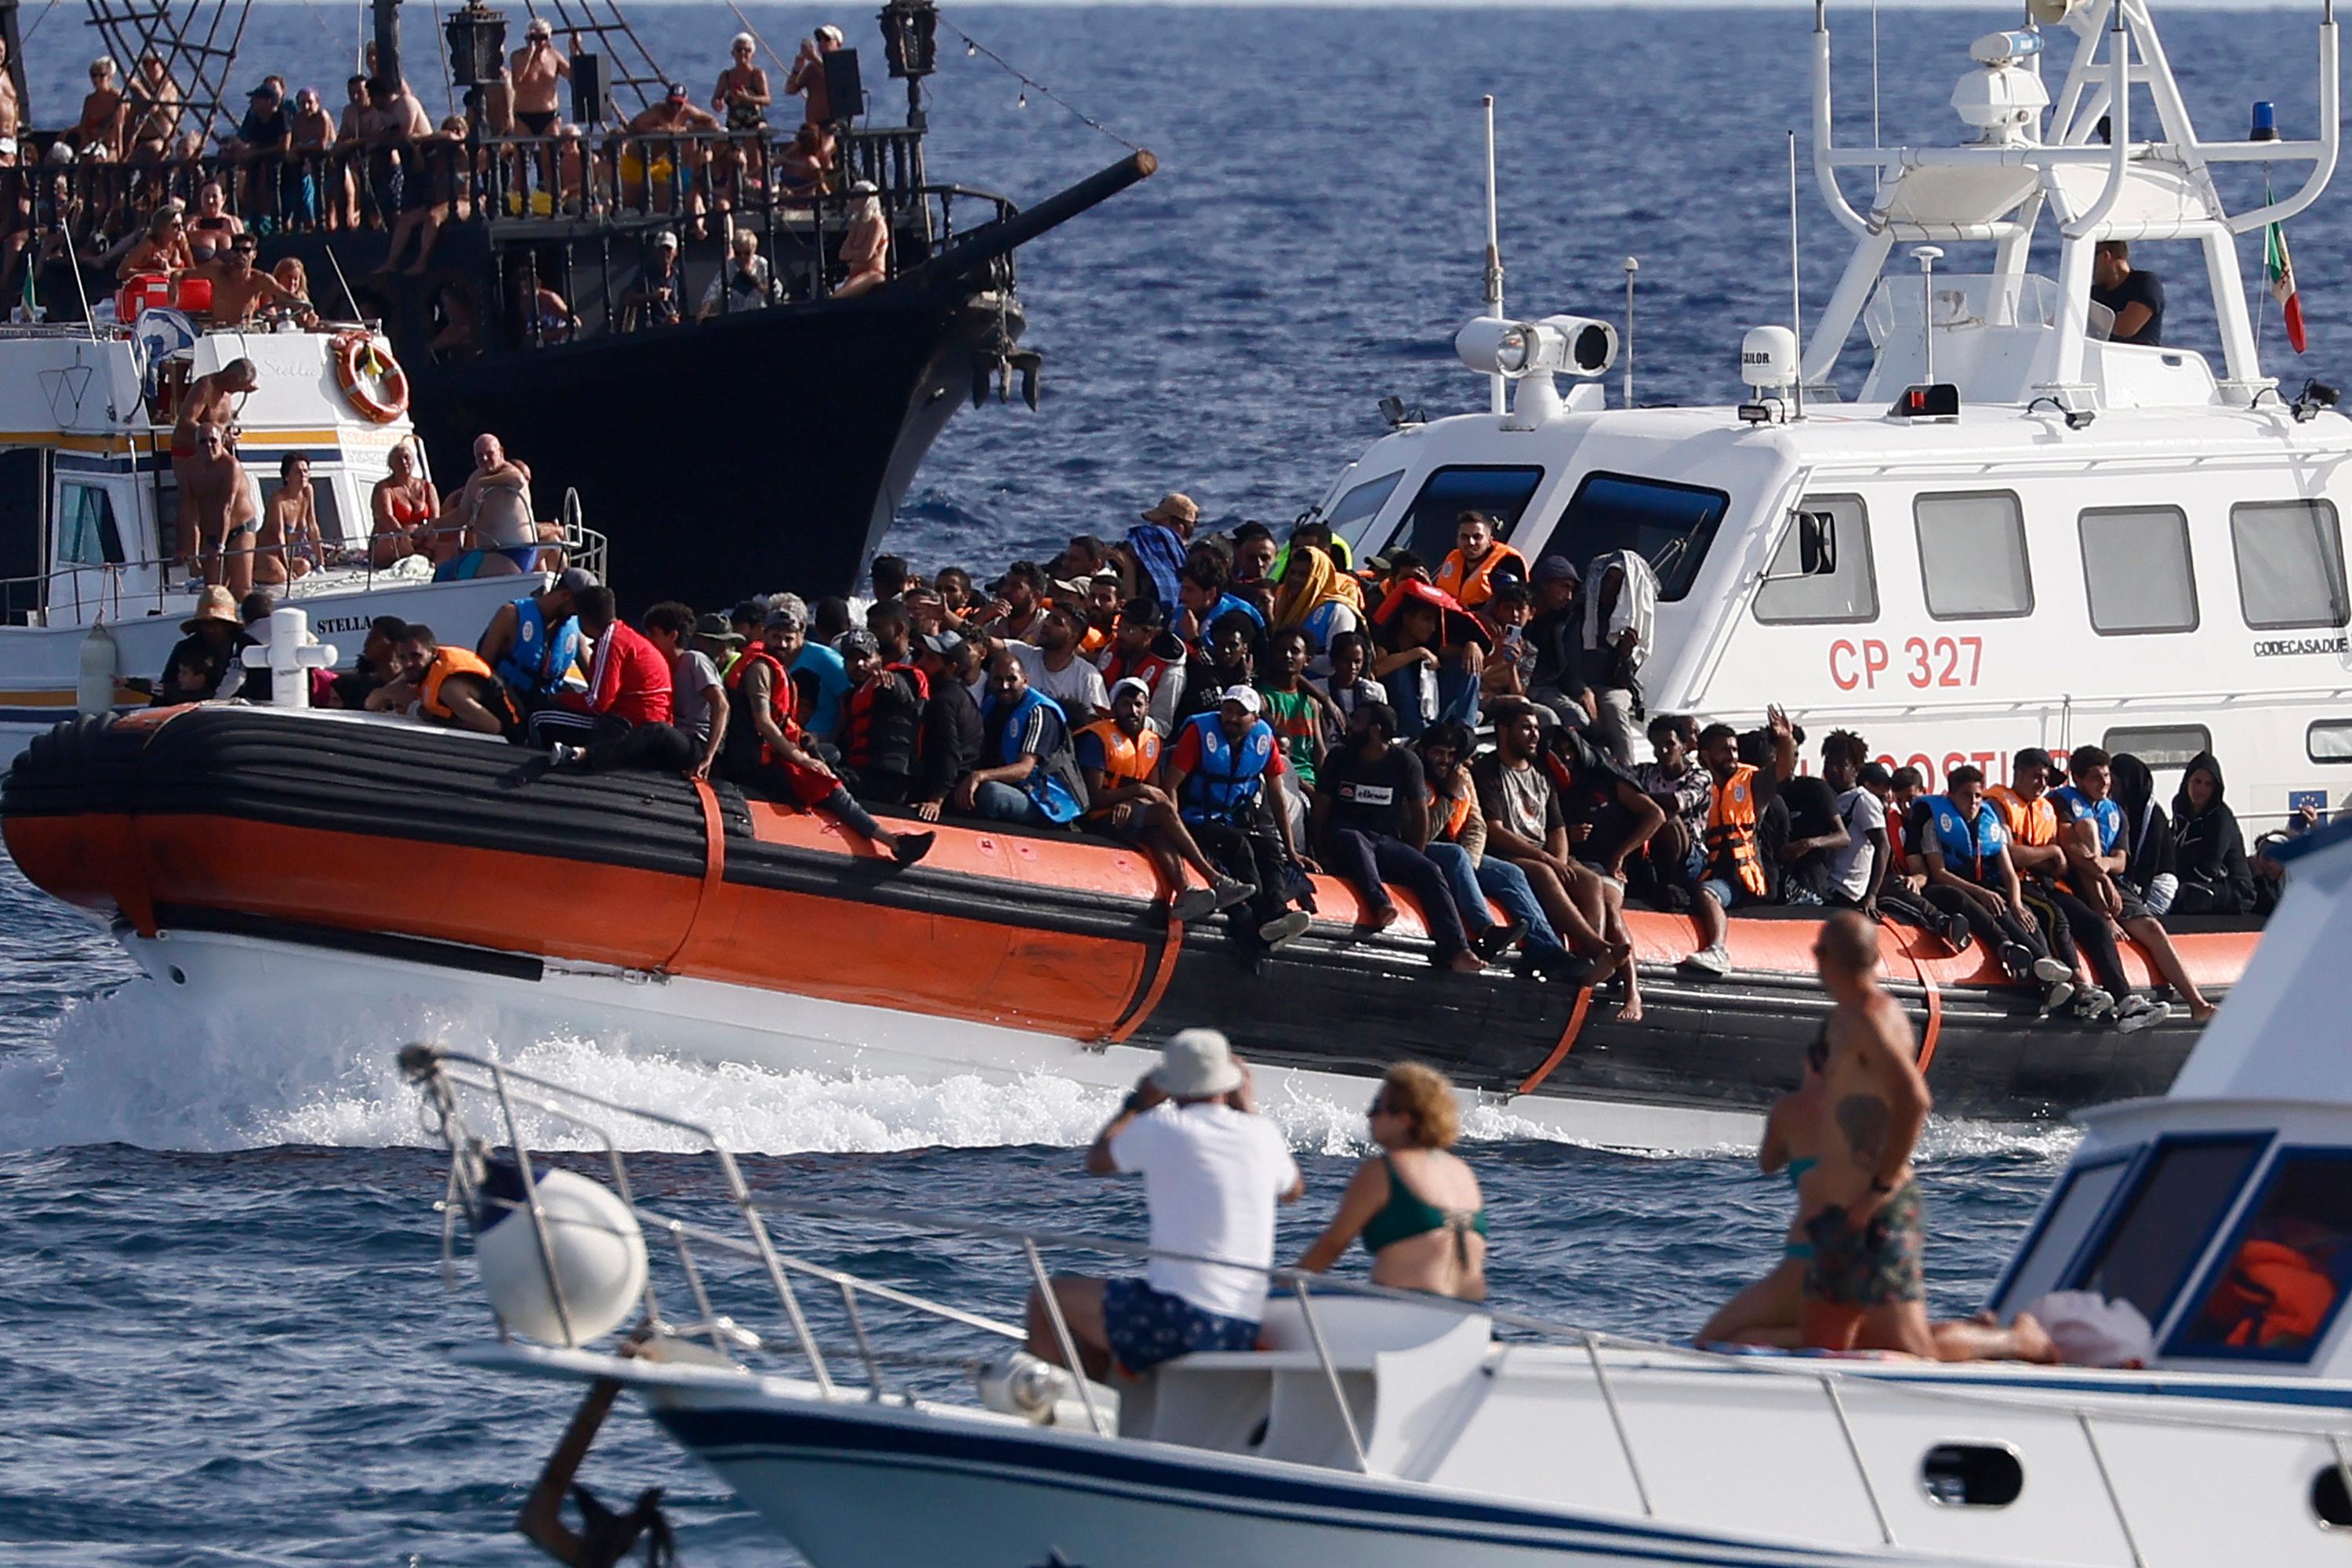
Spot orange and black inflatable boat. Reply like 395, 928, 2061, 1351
0, 706, 2262, 1130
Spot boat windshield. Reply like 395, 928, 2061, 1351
1539, 472, 1730, 601
1323, 469, 1406, 556
1376, 466, 1545, 563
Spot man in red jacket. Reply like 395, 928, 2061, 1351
534, 586, 693, 773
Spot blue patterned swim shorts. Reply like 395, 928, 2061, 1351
1102, 1278, 1259, 1373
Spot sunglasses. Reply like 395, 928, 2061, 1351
1368, 1096, 1393, 1118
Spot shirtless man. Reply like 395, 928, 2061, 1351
508, 18, 572, 136
193, 234, 307, 325
1797, 910, 1936, 1358
256, 453, 318, 585
0, 38, 22, 143
171, 358, 258, 589
445, 433, 539, 573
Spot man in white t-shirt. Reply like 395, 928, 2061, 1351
1822, 742, 1889, 917
1027, 1029, 1304, 1378
1006, 602, 1111, 728
641, 601, 730, 782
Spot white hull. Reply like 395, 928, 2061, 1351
120, 924, 1762, 1151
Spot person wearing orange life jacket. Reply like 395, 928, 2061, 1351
1986, 747, 2115, 1024
722, 604, 934, 866
1677, 706, 1795, 978
1076, 677, 1253, 922
834, 630, 925, 804
366, 622, 520, 735
1432, 510, 1529, 612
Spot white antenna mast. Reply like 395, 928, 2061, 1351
1482, 94, 1505, 417
1622, 256, 1639, 408
1788, 132, 1806, 420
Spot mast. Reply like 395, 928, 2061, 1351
374, 0, 402, 89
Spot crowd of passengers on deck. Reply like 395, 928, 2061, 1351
0, 17, 888, 334
165, 488, 2279, 1027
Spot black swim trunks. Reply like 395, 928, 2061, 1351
517, 108, 559, 136
1802, 1179, 1926, 1306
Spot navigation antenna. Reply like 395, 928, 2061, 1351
84, 0, 256, 142
1481, 94, 1504, 418
1787, 131, 1806, 420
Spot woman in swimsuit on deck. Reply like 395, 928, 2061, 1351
1296, 1063, 1489, 1301
1695, 1032, 1832, 1348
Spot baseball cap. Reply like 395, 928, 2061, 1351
919, 630, 967, 659
1218, 685, 1262, 715
652, 229, 679, 250
1109, 676, 1151, 704
764, 604, 805, 631
557, 566, 600, 593
1533, 555, 1581, 585
835, 629, 880, 658
665, 82, 688, 100
2016, 746, 2058, 775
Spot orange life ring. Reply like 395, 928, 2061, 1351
332, 330, 409, 424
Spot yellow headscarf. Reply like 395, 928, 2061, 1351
1273, 544, 1363, 630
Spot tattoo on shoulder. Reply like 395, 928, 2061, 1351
1836, 1094, 1889, 1170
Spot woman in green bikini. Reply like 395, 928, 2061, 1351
1695, 1033, 1833, 1347
1296, 1063, 1489, 1301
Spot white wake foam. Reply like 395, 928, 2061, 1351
0, 973, 2078, 1163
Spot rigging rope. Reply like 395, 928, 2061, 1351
20, 0, 60, 45
935, 17, 1141, 154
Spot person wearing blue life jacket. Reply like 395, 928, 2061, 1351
1177, 554, 1265, 648
474, 567, 593, 714
1161, 685, 1316, 950
2052, 746, 2216, 1027
1917, 765, 2074, 1004
956, 648, 1085, 829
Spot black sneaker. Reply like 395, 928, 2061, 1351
1940, 913, 1973, 953
891, 830, 935, 867
1998, 941, 2035, 981
1472, 918, 1529, 963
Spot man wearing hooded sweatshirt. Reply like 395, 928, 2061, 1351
2171, 752, 2256, 915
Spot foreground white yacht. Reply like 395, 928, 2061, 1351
1314, 0, 2350, 822
407, 807, 2352, 1568
0, 308, 604, 758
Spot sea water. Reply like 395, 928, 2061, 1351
5, 2, 2301, 1558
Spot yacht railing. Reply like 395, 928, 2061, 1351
404, 1044, 2352, 1558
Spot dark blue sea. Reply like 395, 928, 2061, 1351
2, 1, 2316, 1559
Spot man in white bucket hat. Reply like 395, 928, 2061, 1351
1025, 1029, 1303, 1379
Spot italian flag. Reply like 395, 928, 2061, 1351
2267, 215, 2309, 354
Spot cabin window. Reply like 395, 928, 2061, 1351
2308, 721, 2352, 764
2232, 500, 2350, 630
1754, 494, 1877, 624
54, 482, 125, 568
2100, 724, 2212, 771
2080, 506, 2197, 634
1921, 1445, 2024, 1508
1989, 1152, 2137, 1320
1323, 470, 1405, 555
1915, 492, 2033, 619
1543, 472, 1731, 601
2063, 1134, 2270, 1329
1385, 466, 1544, 562
2314, 1467, 2352, 1529
2168, 1147, 2352, 1363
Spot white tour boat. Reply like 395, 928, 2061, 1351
1313, 0, 2350, 824
0, 307, 604, 760
403, 812, 2352, 1568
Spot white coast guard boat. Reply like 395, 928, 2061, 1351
405, 811, 2352, 1568
1318, 0, 2351, 822
0, 310, 604, 759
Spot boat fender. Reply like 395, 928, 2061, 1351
473, 1162, 648, 1345
76, 622, 118, 717
332, 329, 410, 424
976, 1351, 1072, 1423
